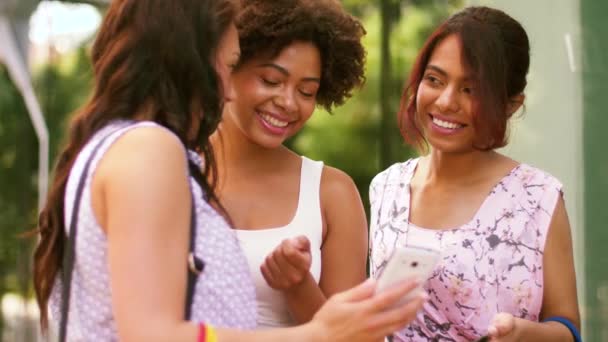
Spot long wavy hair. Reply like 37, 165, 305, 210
33, 0, 238, 330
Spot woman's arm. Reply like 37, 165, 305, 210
285, 166, 369, 323
95, 126, 198, 341
318, 167, 369, 294
536, 196, 580, 337
487, 197, 580, 341
217, 278, 425, 342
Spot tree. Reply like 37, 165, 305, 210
0, 64, 38, 339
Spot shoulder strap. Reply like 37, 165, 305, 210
59, 128, 119, 342
184, 179, 204, 319
59, 126, 201, 341
297, 157, 323, 217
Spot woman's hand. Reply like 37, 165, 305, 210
310, 278, 426, 342
261, 236, 312, 292
487, 312, 521, 341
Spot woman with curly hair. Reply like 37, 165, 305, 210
210, 0, 374, 328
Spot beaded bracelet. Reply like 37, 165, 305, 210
542, 316, 581, 342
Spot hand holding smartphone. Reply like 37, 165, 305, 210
375, 245, 440, 307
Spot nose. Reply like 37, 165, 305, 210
436, 85, 460, 113
273, 89, 298, 114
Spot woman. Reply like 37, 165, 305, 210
32, 0, 425, 341
369, 6, 580, 342
211, 0, 369, 328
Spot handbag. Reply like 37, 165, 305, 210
58, 126, 202, 341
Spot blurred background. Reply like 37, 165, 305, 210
0, 0, 606, 341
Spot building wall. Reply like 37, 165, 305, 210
580, 0, 608, 340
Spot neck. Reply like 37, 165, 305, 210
419, 149, 498, 186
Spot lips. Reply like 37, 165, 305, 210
429, 114, 466, 130
255, 111, 291, 135
258, 112, 288, 128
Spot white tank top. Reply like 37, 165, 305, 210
234, 156, 324, 328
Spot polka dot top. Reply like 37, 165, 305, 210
49, 121, 257, 341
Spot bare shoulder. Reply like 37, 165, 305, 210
97, 124, 188, 182
320, 165, 359, 199
319, 164, 365, 217
92, 124, 192, 233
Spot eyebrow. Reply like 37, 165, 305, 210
426, 64, 472, 82
258, 63, 321, 83
425, 64, 448, 77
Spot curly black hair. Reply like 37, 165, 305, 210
236, 0, 366, 111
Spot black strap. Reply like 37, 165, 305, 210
184, 189, 204, 319
59, 127, 201, 341
59, 129, 117, 342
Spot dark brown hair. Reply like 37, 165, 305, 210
235, 0, 366, 111
33, 0, 238, 330
399, 6, 530, 151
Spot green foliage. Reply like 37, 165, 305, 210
0, 64, 37, 290
34, 47, 95, 157
0, 64, 38, 338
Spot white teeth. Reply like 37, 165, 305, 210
432, 116, 463, 129
260, 113, 288, 128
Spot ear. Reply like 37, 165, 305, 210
506, 94, 525, 116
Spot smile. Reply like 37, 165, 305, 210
430, 114, 465, 130
258, 112, 289, 128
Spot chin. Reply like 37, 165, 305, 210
427, 139, 474, 155
251, 133, 287, 149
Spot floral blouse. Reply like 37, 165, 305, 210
369, 158, 563, 341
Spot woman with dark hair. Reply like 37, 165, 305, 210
209, 0, 375, 328
369, 6, 580, 342
32, 0, 424, 341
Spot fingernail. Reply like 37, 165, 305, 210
419, 292, 429, 300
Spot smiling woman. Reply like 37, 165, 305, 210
210, 0, 373, 329
370, 6, 581, 342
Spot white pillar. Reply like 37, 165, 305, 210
0, 16, 49, 213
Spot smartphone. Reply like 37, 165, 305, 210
375, 245, 440, 306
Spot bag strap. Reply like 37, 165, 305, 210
59, 127, 201, 341
185, 185, 204, 319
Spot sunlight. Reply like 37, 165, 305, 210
29, 1, 101, 54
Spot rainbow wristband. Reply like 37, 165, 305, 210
198, 324, 207, 342
542, 316, 581, 342
206, 325, 218, 342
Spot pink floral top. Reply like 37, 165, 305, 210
369, 158, 563, 341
